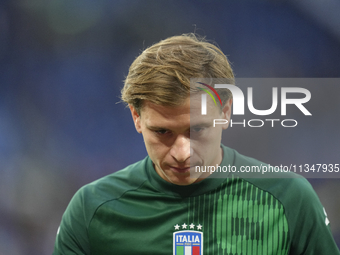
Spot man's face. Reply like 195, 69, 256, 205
130, 95, 232, 186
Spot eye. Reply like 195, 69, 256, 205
191, 127, 205, 133
155, 129, 170, 135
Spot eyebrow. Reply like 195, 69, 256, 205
146, 124, 170, 131
190, 121, 212, 128
146, 122, 211, 131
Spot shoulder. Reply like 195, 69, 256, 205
225, 145, 320, 208
222, 146, 338, 253
55, 157, 150, 236
242, 174, 338, 254
222, 145, 324, 220
53, 157, 151, 254
61, 157, 151, 229
243, 173, 319, 211
75, 157, 150, 211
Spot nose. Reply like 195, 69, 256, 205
170, 134, 191, 163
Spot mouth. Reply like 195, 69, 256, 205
169, 166, 191, 173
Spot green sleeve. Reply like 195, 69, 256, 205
285, 177, 340, 255
53, 187, 91, 255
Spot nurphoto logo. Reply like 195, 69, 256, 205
196, 80, 312, 128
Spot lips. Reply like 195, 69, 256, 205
170, 166, 191, 173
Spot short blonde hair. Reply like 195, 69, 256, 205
121, 33, 234, 114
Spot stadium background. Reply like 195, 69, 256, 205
0, 0, 339, 253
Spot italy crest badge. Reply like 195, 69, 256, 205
173, 223, 203, 255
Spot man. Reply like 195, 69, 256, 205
53, 34, 340, 254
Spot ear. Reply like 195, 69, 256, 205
221, 99, 232, 130
129, 105, 142, 133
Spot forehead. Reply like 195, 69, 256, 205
141, 100, 190, 122
140, 95, 220, 127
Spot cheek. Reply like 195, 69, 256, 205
142, 133, 168, 160
197, 127, 222, 144
208, 125, 223, 141
190, 136, 210, 155
191, 129, 222, 154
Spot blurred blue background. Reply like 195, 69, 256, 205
0, 0, 339, 254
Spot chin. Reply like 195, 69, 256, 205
172, 177, 198, 186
